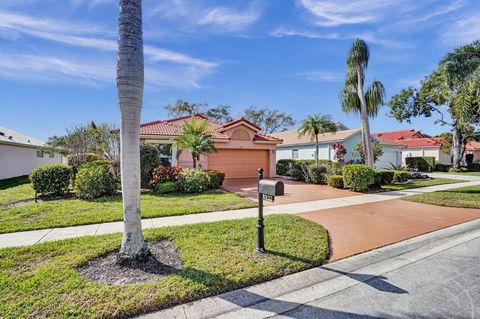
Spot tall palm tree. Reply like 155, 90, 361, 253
174, 117, 217, 168
340, 39, 386, 167
297, 114, 337, 164
117, 0, 148, 261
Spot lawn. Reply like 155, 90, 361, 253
405, 185, 480, 209
0, 214, 329, 319
0, 178, 256, 234
381, 178, 461, 192
0, 176, 34, 206
433, 171, 480, 177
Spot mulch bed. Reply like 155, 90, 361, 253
79, 239, 182, 285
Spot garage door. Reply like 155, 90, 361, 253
208, 149, 270, 179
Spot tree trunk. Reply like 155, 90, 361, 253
452, 125, 463, 168
117, 0, 148, 261
356, 68, 374, 167
193, 155, 197, 168
315, 135, 319, 165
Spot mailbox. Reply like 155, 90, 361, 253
258, 180, 284, 196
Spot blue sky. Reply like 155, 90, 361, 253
1, 0, 479, 140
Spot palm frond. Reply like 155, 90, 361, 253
365, 80, 386, 117
346, 39, 370, 71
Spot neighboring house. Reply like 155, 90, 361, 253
139, 115, 282, 179
0, 126, 63, 180
271, 127, 404, 169
372, 129, 451, 164
466, 141, 480, 163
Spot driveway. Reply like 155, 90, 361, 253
223, 178, 358, 205
299, 199, 480, 261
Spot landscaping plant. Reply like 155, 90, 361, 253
140, 144, 161, 188
405, 157, 435, 172
435, 163, 452, 172
374, 170, 395, 185
332, 142, 347, 162
342, 164, 375, 192
150, 166, 183, 190
351, 140, 384, 164
74, 161, 119, 200
30, 164, 71, 196
178, 168, 211, 193
393, 170, 408, 183
327, 175, 344, 189
155, 181, 179, 194
307, 164, 328, 184
297, 114, 337, 165
205, 170, 226, 189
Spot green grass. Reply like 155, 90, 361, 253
404, 185, 480, 209
381, 178, 461, 192
0, 215, 329, 319
0, 176, 34, 206
0, 179, 256, 234
433, 171, 480, 176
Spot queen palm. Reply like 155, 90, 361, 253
117, 0, 148, 261
340, 39, 386, 167
297, 114, 337, 164
174, 117, 217, 168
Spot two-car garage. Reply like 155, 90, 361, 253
207, 149, 270, 179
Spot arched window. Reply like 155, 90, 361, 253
231, 129, 250, 141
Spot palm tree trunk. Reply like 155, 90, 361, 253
193, 155, 197, 168
356, 68, 374, 167
452, 125, 463, 168
315, 135, 319, 165
117, 0, 147, 261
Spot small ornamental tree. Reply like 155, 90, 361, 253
352, 140, 384, 163
332, 142, 347, 162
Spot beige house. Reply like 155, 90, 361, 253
140, 115, 282, 179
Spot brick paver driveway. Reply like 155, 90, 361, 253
299, 199, 480, 261
222, 178, 358, 205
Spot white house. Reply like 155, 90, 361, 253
271, 127, 404, 169
0, 127, 63, 180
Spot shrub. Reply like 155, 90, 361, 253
327, 175, 344, 189
407, 172, 429, 180
178, 168, 210, 193
307, 164, 327, 184
332, 142, 347, 162
393, 170, 408, 183
374, 170, 394, 185
276, 159, 296, 176
405, 157, 435, 172
155, 181, 179, 194
205, 170, 225, 189
67, 153, 102, 168
30, 164, 72, 196
449, 167, 469, 173
466, 154, 474, 165
435, 163, 452, 172
326, 162, 343, 176
342, 164, 375, 192
291, 160, 317, 181
140, 144, 161, 188
467, 162, 480, 172
75, 160, 118, 199
150, 166, 183, 190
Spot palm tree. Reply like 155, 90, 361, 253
297, 114, 337, 164
117, 0, 148, 262
174, 117, 217, 168
340, 39, 386, 167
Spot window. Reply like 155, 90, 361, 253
36, 151, 44, 158
292, 149, 299, 159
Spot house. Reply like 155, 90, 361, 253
372, 129, 451, 164
139, 115, 282, 178
0, 126, 63, 180
466, 141, 480, 163
271, 127, 404, 169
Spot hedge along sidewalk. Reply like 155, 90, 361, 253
2, 179, 479, 249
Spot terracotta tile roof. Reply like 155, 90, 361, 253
140, 114, 281, 142
371, 129, 424, 141
271, 128, 361, 147
221, 117, 261, 131
467, 141, 480, 150
396, 138, 443, 147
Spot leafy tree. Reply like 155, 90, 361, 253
332, 142, 347, 162
297, 114, 337, 164
389, 40, 480, 168
174, 117, 217, 168
242, 106, 295, 134
340, 39, 386, 168
116, 0, 148, 261
165, 99, 233, 123
352, 140, 384, 163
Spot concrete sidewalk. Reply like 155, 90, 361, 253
135, 218, 480, 319
1, 178, 479, 249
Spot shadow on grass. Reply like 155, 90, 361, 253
0, 175, 30, 190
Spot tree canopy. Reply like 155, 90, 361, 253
352, 140, 384, 164
242, 106, 295, 134
164, 100, 233, 123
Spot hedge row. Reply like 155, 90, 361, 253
406, 157, 435, 172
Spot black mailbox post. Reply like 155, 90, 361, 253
256, 168, 284, 253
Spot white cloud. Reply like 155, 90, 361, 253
441, 13, 480, 45
271, 27, 339, 40
298, 71, 343, 82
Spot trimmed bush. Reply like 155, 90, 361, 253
155, 181, 179, 194
150, 166, 183, 190
205, 170, 225, 189
30, 164, 71, 196
327, 175, 344, 189
374, 170, 395, 185
393, 170, 408, 183
67, 153, 102, 168
407, 172, 429, 180
75, 160, 118, 199
140, 144, 161, 188
466, 153, 474, 165
435, 163, 452, 172
405, 157, 435, 172
178, 168, 210, 193
276, 159, 296, 176
326, 162, 343, 176
342, 164, 375, 192
467, 162, 480, 172
307, 164, 327, 184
